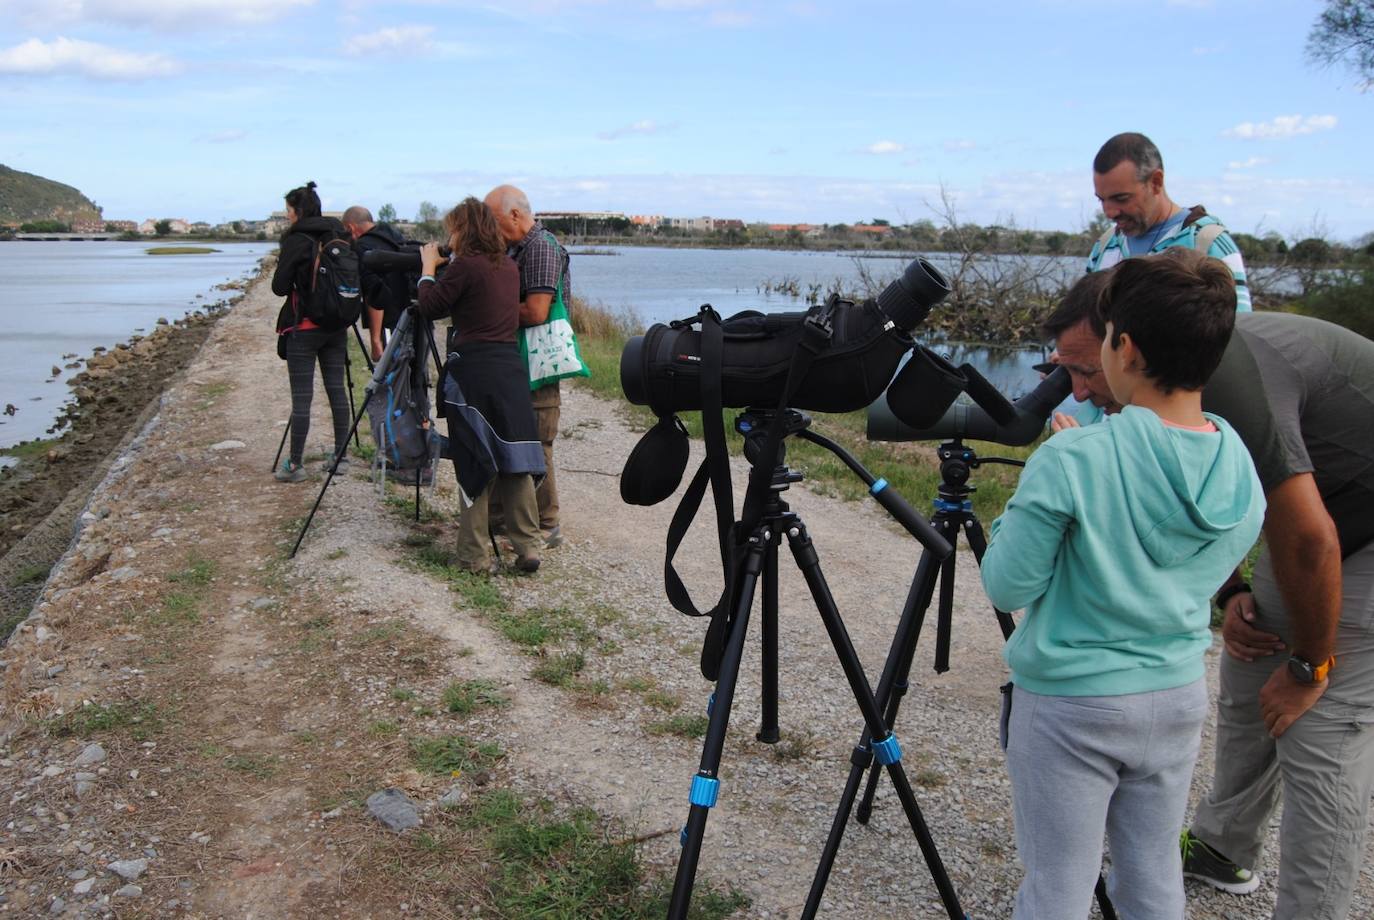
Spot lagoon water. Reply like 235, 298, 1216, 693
0, 241, 1055, 452
0, 241, 274, 448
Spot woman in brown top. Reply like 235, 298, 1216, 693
417, 198, 544, 573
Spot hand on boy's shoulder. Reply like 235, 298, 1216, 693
1051, 411, 1081, 433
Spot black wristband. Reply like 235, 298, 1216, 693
1215, 581, 1252, 609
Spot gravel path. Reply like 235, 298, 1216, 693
3, 268, 1370, 918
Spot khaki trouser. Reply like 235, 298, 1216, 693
456, 474, 541, 571
1190, 539, 1374, 919
530, 382, 560, 531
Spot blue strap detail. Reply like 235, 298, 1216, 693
689, 775, 720, 808
679, 825, 689, 847
870, 478, 888, 495
872, 734, 902, 765
706, 692, 715, 716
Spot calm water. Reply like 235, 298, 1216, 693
0, 241, 1055, 453
0, 241, 274, 448
569, 245, 1055, 401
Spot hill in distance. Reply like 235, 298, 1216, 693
0, 164, 101, 225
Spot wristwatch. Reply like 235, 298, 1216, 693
1287, 653, 1335, 684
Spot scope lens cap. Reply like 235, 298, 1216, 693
620, 414, 690, 506
887, 346, 967, 429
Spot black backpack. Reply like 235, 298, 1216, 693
302, 232, 363, 331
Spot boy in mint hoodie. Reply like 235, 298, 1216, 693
981, 248, 1264, 920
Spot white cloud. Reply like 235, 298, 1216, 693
1225, 114, 1338, 140
0, 0, 315, 30
0, 37, 181, 80
1226, 156, 1269, 169
598, 119, 673, 141
864, 140, 904, 155
342, 25, 435, 56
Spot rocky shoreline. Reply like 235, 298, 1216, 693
0, 267, 260, 640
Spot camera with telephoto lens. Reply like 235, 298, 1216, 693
360, 245, 452, 301
619, 258, 952, 415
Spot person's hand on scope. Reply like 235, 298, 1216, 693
420, 242, 443, 277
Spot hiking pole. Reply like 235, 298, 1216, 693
273, 419, 291, 472
291, 311, 415, 558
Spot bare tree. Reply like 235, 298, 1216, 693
1307, 0, 1374, 86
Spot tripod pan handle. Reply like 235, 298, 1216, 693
871, 479, 953, 560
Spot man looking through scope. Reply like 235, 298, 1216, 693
983, 249, 1264, 919
1046, 262, 1374, 919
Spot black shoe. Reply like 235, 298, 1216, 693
1181, 830, 1260, 895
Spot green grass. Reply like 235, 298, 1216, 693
151, 591, 201, 627
0, 438, 55, 462
8, 563, 51, 588
223, 752, 279, 778
410, 734, 504, 776
44, 701, 162, 740
646, 714, 710, 739
146, 246, 220, 255
442, 679, 509, 714
410, 544, 508, 611
391, 687, 417, 702
462, 789, 749, 919
531, 652, 586, 688
490, 605, 591, 650
168, 556, 215, 585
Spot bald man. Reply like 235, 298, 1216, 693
484, 185, 569, 547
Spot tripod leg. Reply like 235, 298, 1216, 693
758, 531, 780, 743
667, 539, 765, 920
962, 518, 1015, 640
785, 521, 965, 920
805, 537, 945, 916
291, 390, 375, 559
273, 419, 291, 472
855, 517, 954, 825
343, 347, 361, 451
351, 320, 375, 372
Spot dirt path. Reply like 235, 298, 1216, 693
1, 272, 1369, 918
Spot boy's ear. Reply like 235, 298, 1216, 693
1116, 331, 1144, 371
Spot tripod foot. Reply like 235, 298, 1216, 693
756, 727, 779, 744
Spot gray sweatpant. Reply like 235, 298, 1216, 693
1005, 679, 1209, 920
1190, 539, 1374, 919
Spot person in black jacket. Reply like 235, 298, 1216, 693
270, 181, 352, 482
342, 206, 411, 362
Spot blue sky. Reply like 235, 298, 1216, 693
2, 0, 1370, 240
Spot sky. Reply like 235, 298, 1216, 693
1, 0, 1371, 241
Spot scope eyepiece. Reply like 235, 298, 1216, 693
877, 258, 951, 331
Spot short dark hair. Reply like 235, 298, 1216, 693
1093, 132, 1163, 183
1098, 249, 1236, 392
284, 181, 321, 221
1043, 270, 1112, 339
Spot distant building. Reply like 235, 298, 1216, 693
767, 223, 823, 237
104, 220, 137, 232
851, 223, 894, 239
139, 218, 190, 234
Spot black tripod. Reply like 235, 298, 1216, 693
289, 306, 442, 557
668, 409, 967, 920
803, 438, 1118, 919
